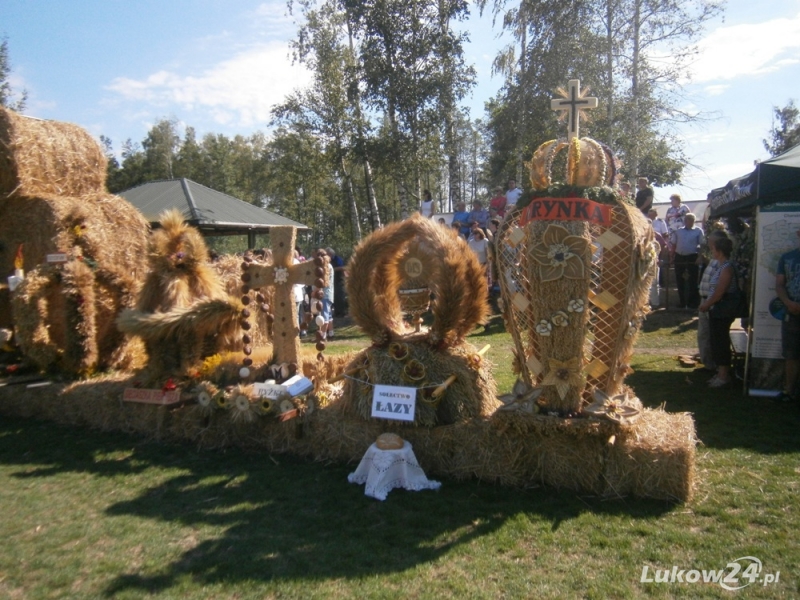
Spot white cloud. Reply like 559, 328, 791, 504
106, 42, 311, 129
692, 13, 800, 82
703, 84, 729, 96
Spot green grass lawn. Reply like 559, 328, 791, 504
1, 311, 798, 599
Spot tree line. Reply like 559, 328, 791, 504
5, 4, 800, 259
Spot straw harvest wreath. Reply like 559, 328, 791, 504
346, 213, 490, 348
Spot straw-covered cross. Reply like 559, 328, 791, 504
242, 226, 327, 366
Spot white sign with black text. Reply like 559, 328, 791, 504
371, 385, 417, 422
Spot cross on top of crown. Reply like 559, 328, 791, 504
550, 79, 598, 140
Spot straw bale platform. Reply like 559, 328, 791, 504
0, 376, 695, 502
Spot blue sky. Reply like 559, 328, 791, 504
3, 0, 800, 204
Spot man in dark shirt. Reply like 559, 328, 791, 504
635, 177, 654, 216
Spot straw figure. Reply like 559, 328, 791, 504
117, 210, 243, 381
0, 109, 150, 375
495, 79, 657, 417
335, 214, 500, 426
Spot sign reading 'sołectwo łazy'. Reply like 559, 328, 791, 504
371, 385, 416, 422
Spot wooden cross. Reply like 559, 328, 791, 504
550, 79, 598, 140
243, 226, 327, 366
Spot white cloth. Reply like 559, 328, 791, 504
420, 199, 434, 218
347, 441, 441, 501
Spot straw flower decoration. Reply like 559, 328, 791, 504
551, 310, 569, 328
530, 224, 589, 282
229, 385, 256, 423
200, 354, 223, 379
536, 319, 552, 337
388, 342, 410, 361
636, 240, 659, 278
403, 359, 426, 382
541, 357, 583, 400
195, 381, 219, 412
567, 298, 585, 313
497, 379, 542, 414
584, 389, 642, 424
258, 397, 274, 415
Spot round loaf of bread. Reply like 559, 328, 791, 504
375, 432, 404, 450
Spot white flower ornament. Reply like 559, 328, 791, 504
274, 266, 289, 284
567, 299, 585, 313
536, 319, 553, 337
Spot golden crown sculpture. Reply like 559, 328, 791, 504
496, 79, 656, 417
525, 80, 617, 190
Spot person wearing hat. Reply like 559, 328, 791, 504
489, 186, 507, 218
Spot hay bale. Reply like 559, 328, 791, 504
604, 409, 697, 502
337, 340, 499, 427
0, 108, 107, 198
0, 376, 696, 502
5, 193, 150, 374
0, 192, 149, 327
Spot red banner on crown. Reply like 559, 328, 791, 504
519, 197, 612, 227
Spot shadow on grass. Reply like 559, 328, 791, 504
0, 417, 672, 596
628, 355, 800, 454
641, 308, 698, 335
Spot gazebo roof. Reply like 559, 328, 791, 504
119, 178, 308, 234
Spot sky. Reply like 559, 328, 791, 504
3, 0, 800, 206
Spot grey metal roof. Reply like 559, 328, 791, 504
119, 178, 308, 232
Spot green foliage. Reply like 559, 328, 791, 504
0, 37, 27, 112
763, 100, 800, 157
480, 0, 723, 188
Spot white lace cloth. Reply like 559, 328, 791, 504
347, 441, 441, 501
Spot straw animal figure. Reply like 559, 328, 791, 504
117, 210, 242, 381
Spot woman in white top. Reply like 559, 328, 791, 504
420, 189, 435, 218
468, 228, 491, 287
